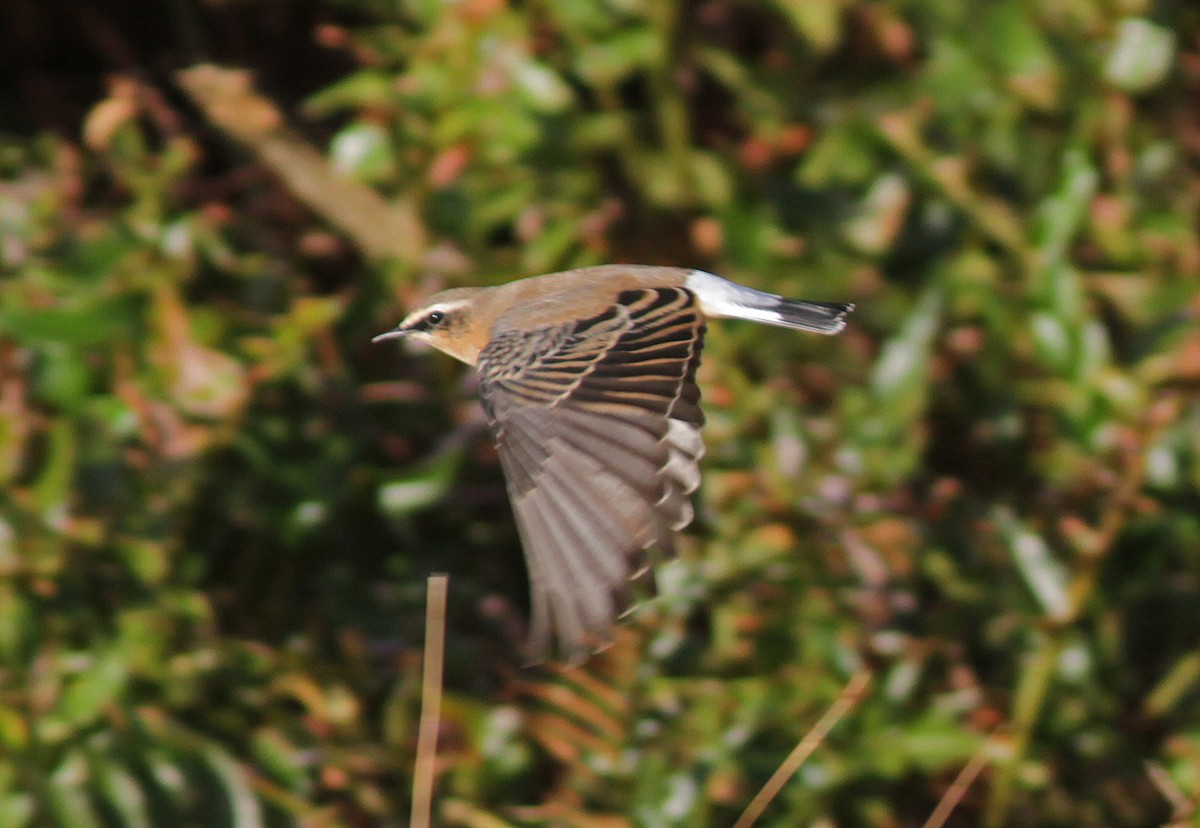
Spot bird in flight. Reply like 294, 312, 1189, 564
375, 265, 852, 662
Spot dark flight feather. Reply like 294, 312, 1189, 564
478, 287, 706, 661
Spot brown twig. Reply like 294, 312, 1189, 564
733, 670, 873, 828
1145, 760, 1196, 827
921, 741, 992, 828
411, 574, 449, 828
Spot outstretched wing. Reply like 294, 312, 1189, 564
478, 287, 706, 662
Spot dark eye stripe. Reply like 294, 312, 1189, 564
411, 310, 447, 332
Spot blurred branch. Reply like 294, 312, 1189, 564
733, 670, 873, 828
176, 64, 426, 266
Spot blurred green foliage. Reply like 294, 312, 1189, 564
2, 0, 1200, 825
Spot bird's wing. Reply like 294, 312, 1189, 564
478, 287, 707, 662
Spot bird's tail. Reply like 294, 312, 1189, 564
772, 298, 855, 334
684, 270, 854, 334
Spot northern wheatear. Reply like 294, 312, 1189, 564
375, 265, 852, 662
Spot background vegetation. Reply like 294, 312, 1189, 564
2, 0, 1199, 825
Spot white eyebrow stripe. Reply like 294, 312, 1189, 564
422, 300, 472, 316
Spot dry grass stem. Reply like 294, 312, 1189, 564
1145, 760, 1196, 827
921, 741, 992, 828
411, 574, 449, 828
733, 670, 873, 828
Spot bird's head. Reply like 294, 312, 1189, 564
372, 287, 489, 365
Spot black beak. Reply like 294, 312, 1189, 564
372, 327, 409, 344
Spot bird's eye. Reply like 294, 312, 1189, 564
426, 311, 446, 326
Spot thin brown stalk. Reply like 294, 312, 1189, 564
733, 670, 872, 828
411, 574, 449, 828
1145, 760, 1196, 827
921, 742, 992, 828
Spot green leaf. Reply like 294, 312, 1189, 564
1030, 311, 1072, 372
689, 151, 733, 208
0, 793, 34, 828
378, 444, 464, 518
842, 173, 912, 255
0, 702, 29, 751
0, 299, 133, 346
767, 0, 845, 53
88, 754, 151, 828
32, 345, 91, 412
252, 729, 308, 791
576, 28, 659, 85
897, 715, 983, 771
870, 287, 941, 404
59, 648, 130, 733
519, 215, 580, 274
116, 539, 171, 587
512, 59, 574, 113
48, 752, 103, 828
32, 421, 75, 531
1033, 150, 1098, 297
995, 508, 1070, 621
303, 70, 395, 115
984, 3, 1059, 109
139, 747, 188, 808
199, 743, 263, 828
0, 582, 30, 664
